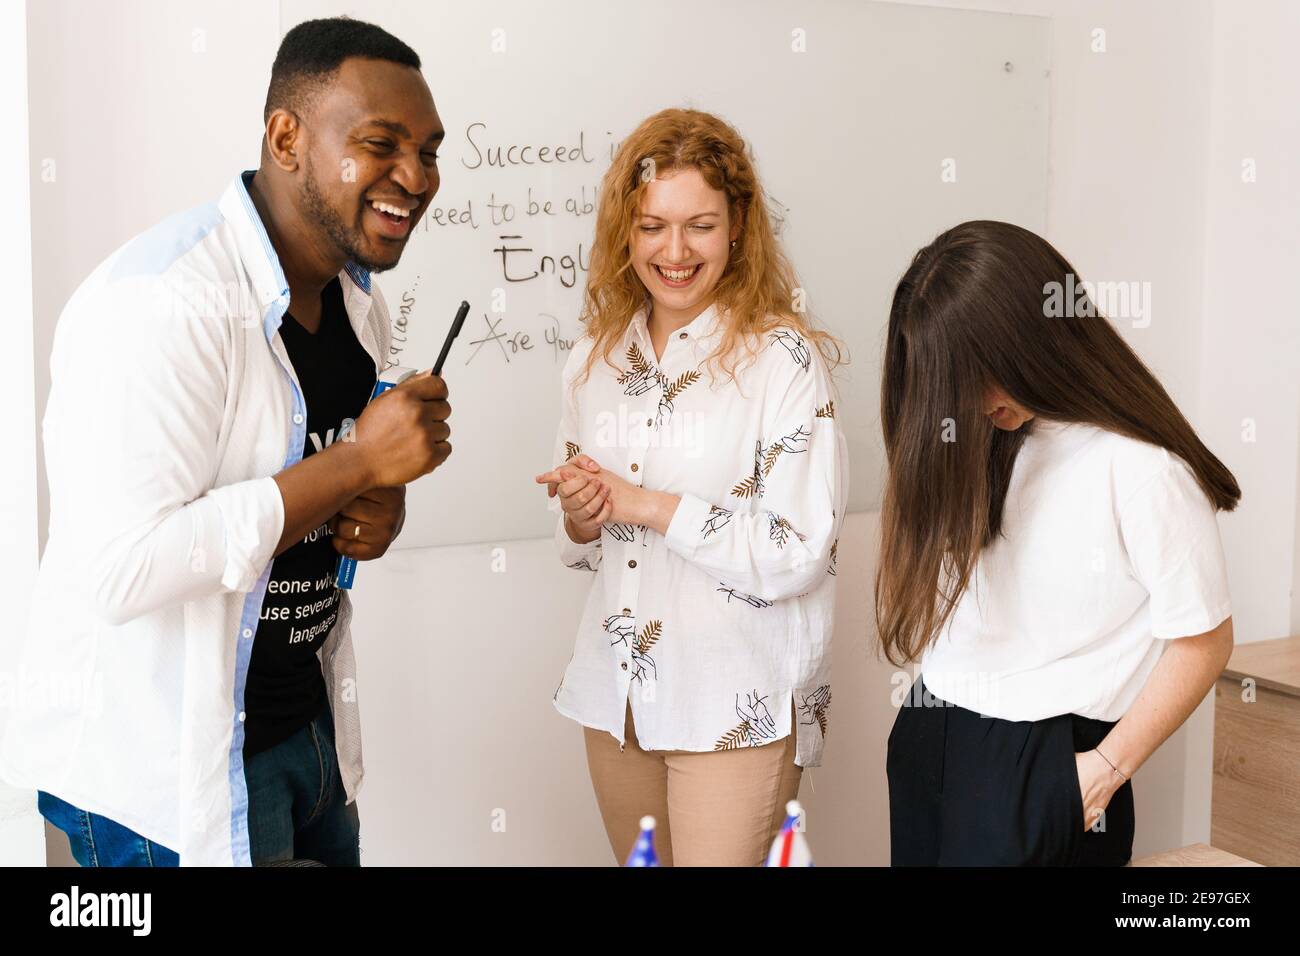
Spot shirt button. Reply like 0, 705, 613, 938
646, 418, 653, 427
293, 413, 304, 425
630, 463, 639, 473
628, 559, 637, 569
242, 628, 252, 639
623, 607, 631, 614
237, 711, 246, 722
621, 662, 628, 671
678, 332, 687, 339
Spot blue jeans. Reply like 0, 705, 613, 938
37, 790, 179, 866
244, 700, 361, 866
38, 702, 360, 866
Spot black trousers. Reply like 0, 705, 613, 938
886, 677, 1135, 866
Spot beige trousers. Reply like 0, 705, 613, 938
583, 701, 803, 866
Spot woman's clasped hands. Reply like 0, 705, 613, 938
535, 454, 639, 541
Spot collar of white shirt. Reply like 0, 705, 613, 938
629, 300, 726, 353
219, 169, 376, 340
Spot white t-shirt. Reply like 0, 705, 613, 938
919, 417, 1232, 722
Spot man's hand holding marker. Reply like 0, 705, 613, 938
333, 300, 468, 585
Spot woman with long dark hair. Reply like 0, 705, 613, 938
879, 220, 1237, 866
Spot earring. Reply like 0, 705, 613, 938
730, 240, 737, 249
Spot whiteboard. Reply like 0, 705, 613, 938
283, 0, 1050, 549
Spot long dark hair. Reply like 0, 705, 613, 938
875, 220, 1240, 666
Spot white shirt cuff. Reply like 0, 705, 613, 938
663, 492, 713, 561
554, 512, 601, 569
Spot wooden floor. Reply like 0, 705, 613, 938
1130, 842, 1260, 867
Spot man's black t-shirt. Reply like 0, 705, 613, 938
243, 277, 376, 758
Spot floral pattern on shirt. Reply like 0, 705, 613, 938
616, 343, 702, 427
716, 584, 774, 608
770, 328, 811, 371
548, 304, 848, 767
798, 684, 832, 737
715, 690, 779, 750
731, 424, 812, 500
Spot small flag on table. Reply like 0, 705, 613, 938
765, 800, 814, 867
625, 815, 660, 867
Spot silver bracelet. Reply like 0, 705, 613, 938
1095, 747, 1129, 782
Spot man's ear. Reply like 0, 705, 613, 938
264, 109, 303, 172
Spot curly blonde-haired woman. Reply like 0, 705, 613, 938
535, 108, 849, 866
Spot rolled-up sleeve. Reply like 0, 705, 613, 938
664, 345, 847, 602
201, 477, 285, 592
51, 276, 286, 625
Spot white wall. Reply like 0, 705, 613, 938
1191, 0, 1300, 844
26, 0, 280, 549
16, 0, 1298, 865
0, 0, 44, 867
1198, 0, 1300, 650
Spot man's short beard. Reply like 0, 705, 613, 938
299, 154, 399, 274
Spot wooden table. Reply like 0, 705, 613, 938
1211, 635, 1300, 866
